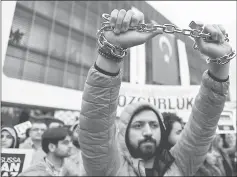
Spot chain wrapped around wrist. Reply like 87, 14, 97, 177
206, 50, 236, 65
97, 31, 127, 62
97, 13, 233, 65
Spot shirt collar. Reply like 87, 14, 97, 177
44, 157, 64, 176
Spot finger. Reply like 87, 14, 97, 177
217, 24, 226, 35
217, 24, 228, 41
130, 11, 144, 27
213, 24, 224, 43
110, 9, 119, 28
121, 10, 134, 32
137, 11, 145, 24
114, 9, 126, 34
203, 24, 219, 41
130, 13, 139, 27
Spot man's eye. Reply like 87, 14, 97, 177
133, 124, 142, 129
151, 123, 159, 128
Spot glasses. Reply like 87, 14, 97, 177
31, 128, 46, 132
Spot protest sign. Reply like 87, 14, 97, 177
1, 148, 33, 177
14, 121, 32, 139
117, 83, 236, 133
117, 83, 200, 120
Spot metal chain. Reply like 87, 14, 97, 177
97, 13, 233, 64
206, 50, 236, 65
97, 32, 127, 58
98, 13, 229, 42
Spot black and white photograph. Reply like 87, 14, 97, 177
1, 1, 236, 176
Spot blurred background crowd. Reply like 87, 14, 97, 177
1, 107, 236, 176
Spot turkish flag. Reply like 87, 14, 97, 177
151, 33, 180, 85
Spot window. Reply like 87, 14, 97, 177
11, 7, 32, 46
4, 46, 26, 79
55, 1, 71, 26
28, 15, 51, 52
3, 1, 131, 92
50, 24, 68, 60
35, 1, 55, 18
22, 51, 45, 82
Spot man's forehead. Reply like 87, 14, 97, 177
131, 110, 159, 123
32, 122, 47, 127
172, 121, 183, 130
60, 135, 71, 143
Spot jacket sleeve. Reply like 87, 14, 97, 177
78, 65, 122, 176
170, 70, 229, 176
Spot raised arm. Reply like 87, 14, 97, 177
170, 23, 234, 175
79, 9, 162, 176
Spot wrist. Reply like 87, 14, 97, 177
96, 54, 121, 74
208, 62, 230, 81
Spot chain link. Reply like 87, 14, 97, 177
206, 50, 236, 65
99, 13, 229, 42
97, 31, 127, 58
97, 13, 233, 64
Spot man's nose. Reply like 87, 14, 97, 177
143, 124, 152, 137
69, 141, 73, 148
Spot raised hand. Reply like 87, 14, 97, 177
191, 22, 233, 59
103, 9, 163, 49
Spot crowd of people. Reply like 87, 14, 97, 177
1, 118, 84, 176
1, 113, 236, 176
1, 8, 237, 176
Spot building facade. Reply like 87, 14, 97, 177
3, 1, 207, 93
2, 1, 233, 130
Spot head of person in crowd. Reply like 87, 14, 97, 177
224, 133, 236, 148
212, 134, 224, 150
29, 120, 47, 142
36, 116, 64, 129
42, 127, 73, 161
117, 103, 167, 162
48, 119, 64, 129
1, 126, 19, 148
162, 112, 184, 150
210, 134, 233, 176
70, 122, 80, 149
195, 140, 222, 176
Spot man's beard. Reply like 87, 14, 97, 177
128, 136, 157, 161
55, 151, 71, 158
73, 139, 80, 149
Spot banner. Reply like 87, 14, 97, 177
1, 148, 33, 177
117, 83, 200, 120
117, 83, 236, 133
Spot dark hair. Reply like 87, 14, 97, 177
162, 112, 183, 137
162, 112, 183, 150
125, 106, 167, 158
41, 127, 70, 153
25, 128, 31, 138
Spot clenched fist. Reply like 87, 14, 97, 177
103, 9, 163, 49
191, 22, 232, 59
